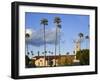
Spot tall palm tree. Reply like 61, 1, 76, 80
58, 24, 61, 56
57, 24, 61, 66
40, 18, 48, 66
85, 35, 89, 49
25, 33, 30, 55
78, 33, 84, 49
54, 17, 61, 66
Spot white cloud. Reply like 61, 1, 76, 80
25, 28, 61, 47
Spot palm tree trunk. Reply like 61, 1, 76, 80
44, 25, 46, 66
26, 43, 28, 55
58, 29, 61, 65
58, 29, 60, 56
55, 26, 57, 66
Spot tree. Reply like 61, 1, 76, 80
85, 35, 89, 49
37, 51, 40, 56
51, 52, 53, 55
40, 18, 48, 66
25, 55, 30, 68
66, 52, 69, 55
78, 33, 84, 39
54, 17, 61, 66
48, 51, 51, 54
85, 35, 89, 39
58, 24, 61, 56
76, 49, 89, 65
78, 33, 84, 49
25, 33, 30, 55
27, 52, 30, 56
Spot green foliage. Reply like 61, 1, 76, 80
25, 55, 36, 68
25, 55, 30, 66
76, 49, 89, 65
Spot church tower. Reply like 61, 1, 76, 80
75, 41, 81, 54
73, 39, 81, 63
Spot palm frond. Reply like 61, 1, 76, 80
78, 33, 84, 38
54, 17, 61, 24
25, 33, 30, 38
40, 18, 48, 25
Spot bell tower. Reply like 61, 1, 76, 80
75, 40, 81, 54
73, 39, 80, 63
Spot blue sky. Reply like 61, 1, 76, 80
25, 12, 89, 57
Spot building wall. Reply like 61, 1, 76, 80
34, 55, 75, 67
57, 55, 75, 66
35, 58, 47, 67
35, 58, 58, 67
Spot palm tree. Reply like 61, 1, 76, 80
37, 51, 40, 56
54, 17, 61, 66
51, 52, 53, 55
78, 33, 84, 39
48, 51, 51, 54
27, 52, 30, 56
47, 51, 51, 65
78, 33, 84, 49
58, 24, 61, 56
40, 18, 48, 66
85, 35, 89, 39
31, 51, 34, 58
85, 35, 89, 49
66, 52, 69, 55
42, 52, 44, 56
25, 33, 30, 55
